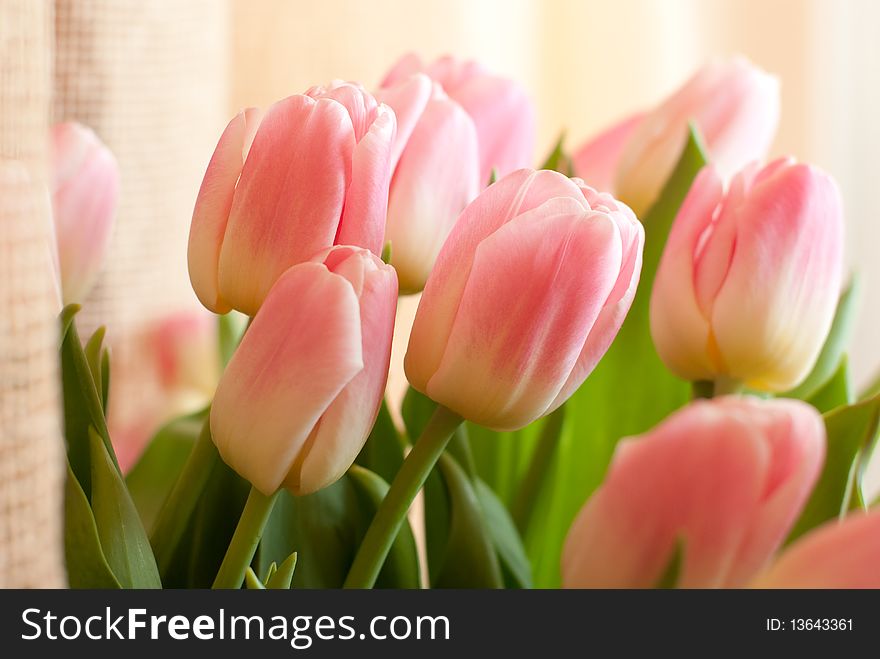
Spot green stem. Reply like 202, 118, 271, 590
713, 377, 744, 396
212, 486, 279, 589
344, 405, 463, 588
692, 380, 714, 399
150, 416, 220, 578
511, 404, 566, 534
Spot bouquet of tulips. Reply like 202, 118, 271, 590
56, 53, 880, 590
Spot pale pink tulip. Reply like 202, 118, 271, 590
211, 246, 397, 495
575, 58, 779, 214
405, 169, 644, 431
383, 53, 535, 183
571, 113, 643, 193
650, 158, 844, 392
188, 83, 396, 316
376, 73, 480, 292
562, 397, 828, 588
49, 122, 119, 304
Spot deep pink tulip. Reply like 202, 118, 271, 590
383, 53, 535, 184
49, 122, 119, 304
562, 397, 836, 588
188, 83, 396, 316
405, 169, 644, 430
211, 246, 397, 495
376, 73, 480, 293
650, 158, 844, 392
573, 58, 779, 214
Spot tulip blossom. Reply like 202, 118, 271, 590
109, 308, 220, 472
562, 396, 880, 589
650, 158, 844, 392
49, 122, 119, 304
405, 169, 644, 430
571, 113, 644, 193
382, 53, 535, 183
188, 82, 396, 316
376, 73, 480, 293
573, 58, 779, 214
211, 246, 397, 496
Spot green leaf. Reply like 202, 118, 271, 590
59, 303, 81, 344
244, 567, 266, 589
100, 346, 111, 412
787, 395, 880, 543
126, 408, 206, 531
520, 126, 707, 587
354, 399, 405, 484
539, 132, 574, 175
511, 405, 565, 533
654, 540, 684, 589
787, 277, 860, 400
64, 463, 121, 589
258, 466, 420, 588
806, 357, 851, 414
88, 427, 161, 588
474, 479, 532, 588
263, 562, 278, 583
428, 453, 503, 588
84, 326, 106, 411
60, 316, 118, 496
380, 240, 393, 265
266, 552, 298, 589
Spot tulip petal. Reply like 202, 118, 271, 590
449, 73, 536, 182
380, 52, 424, 88
188, 109, 262, 313
375, 73, 433, 170
572, 113, 644, 193
650, 166, 724, 381
286, 250, 398, 494
752, 511, 880, 588
219, 96, 354, 315
711, 163, 845, 390
548, 206, 644, 411
337, 104, 396, 256
210, 262, 363, 495
405, 169, 586, 392
426, 204, 622, 430
562, 397, 824, 588
385, 94, 480, 292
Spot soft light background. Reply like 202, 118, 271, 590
228, 0, 880, 389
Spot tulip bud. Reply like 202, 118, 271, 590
49, 122, 119, 304
571, 112, 643, 193
650, 158, 845, 392
577, 58, 779, 215
383, 53, 535, 183
405, 169, 644, 431
376, 74, 480, 293
188, 83, 396, 316
211, 246, 397, 495
562, 397, 825, 588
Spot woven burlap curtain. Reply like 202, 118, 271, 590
53, 1, 229, 466
0, 0, 65, 588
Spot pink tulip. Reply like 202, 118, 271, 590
571, 113, 644, 193
376, 73, 480, 293
188, 82, 396, 316
405, 169, 644, 430
382, 53, 535, 184
108, 308, 220, 472
562, 396, 837, 588
49, 122, 119, 304
650, 158, 844, 392
575, 58, 779, 214
211, 246, 397, 495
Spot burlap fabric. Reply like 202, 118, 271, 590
0, 0, 66, 588
53, 1, 229, 465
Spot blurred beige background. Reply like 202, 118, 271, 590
229, 0, 880, 387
